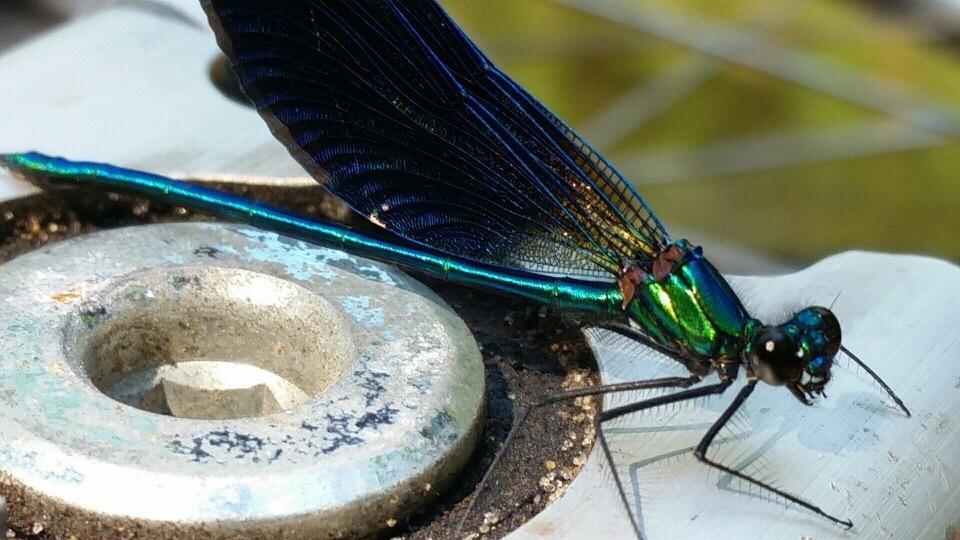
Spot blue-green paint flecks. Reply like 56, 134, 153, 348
204, 483, 257, 517
340, 295, 385, 329
164, 253, 187, 265
235, 228, 337, 282
232, 227, 399, 286
0, 446, 85, 484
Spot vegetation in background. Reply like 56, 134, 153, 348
444, 0, 960, 263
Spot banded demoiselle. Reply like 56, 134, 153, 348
0, 1, 910, 536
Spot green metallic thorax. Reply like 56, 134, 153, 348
625, 240, 750, 360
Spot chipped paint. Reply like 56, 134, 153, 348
340, 295, 385, 328
234, 226, 397, 286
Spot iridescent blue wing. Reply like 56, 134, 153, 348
202, 0, 671, 280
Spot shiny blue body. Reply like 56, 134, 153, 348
4, 153, 619, 314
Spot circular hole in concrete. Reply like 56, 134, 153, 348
66, 266, 354, 419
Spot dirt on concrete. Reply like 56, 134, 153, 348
0, 184, 602, 540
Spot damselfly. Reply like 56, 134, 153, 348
1, 0, 909, 536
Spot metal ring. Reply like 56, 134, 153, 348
0, 222, 484, 539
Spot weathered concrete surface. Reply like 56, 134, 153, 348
0, 222, 484, 539
511, 252, 960, 540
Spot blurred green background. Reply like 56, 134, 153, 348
443, 0, 960, 264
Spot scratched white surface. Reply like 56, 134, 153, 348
510, 252, 960, 539
0, 1, 307, 204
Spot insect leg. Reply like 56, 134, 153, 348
840, 345, 910, 416
596, 323, 713, 377
596, 323, 697, 364
694, 380, 854, 528
596, 380, 734, 539
456, 374, 702, 536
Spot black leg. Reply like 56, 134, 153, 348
595, 380, 734, 539
694, 380, 854, 529
841, 345, 910, 417
455, 374, 702, 536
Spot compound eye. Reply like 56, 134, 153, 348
749, 328, 802, 386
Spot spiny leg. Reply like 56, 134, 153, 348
595, 380, 734, 539
841, 345, 910, 417
596, 323, 712, 376
694, 380, 854, 528
455, 324, 705, 535
455, 374, 702, 536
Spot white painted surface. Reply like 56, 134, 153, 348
512, 252, 960, 539
0, 3, 308, 204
